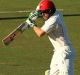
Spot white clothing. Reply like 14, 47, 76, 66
41, 11, 71, 51
41, 11, 75, 75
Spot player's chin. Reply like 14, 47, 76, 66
43, 17, 48, 20
43, 16, 49, 20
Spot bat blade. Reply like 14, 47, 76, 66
2, 23, 29, 45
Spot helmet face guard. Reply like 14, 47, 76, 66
39, 9, 56, 14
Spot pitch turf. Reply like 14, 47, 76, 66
0, 0, 80, 75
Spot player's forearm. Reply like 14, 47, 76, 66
33, 26, 45, 37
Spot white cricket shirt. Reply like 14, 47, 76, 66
41, 11, 71, 50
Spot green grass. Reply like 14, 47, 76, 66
0, 0, 80, 75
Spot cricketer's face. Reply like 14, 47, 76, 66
42, 13, 50, 20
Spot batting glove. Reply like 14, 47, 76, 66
28, 11, 41, 21
26, 18, 36, 27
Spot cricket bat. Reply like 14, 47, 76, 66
2, 22, 29, 45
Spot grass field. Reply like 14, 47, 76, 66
0, 0, 80, 75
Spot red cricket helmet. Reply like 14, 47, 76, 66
36, 0, 55, 11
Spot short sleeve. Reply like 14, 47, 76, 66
41, 15, 58, 33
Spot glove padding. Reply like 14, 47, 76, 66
26, 18, 36, 27
28, 11, 41, 21
26, 11, 40, 27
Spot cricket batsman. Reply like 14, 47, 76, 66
23, 0, 75, 75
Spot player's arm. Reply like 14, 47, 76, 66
26, 10, 46, 37
26, 18, 46, 37
26, 11, 46, 37
26, 19, 46, 37
33, 26, 45, 37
